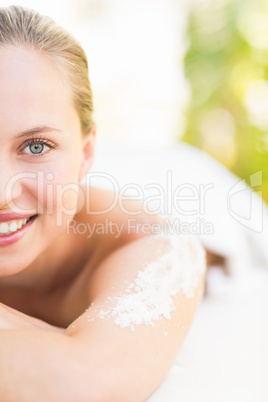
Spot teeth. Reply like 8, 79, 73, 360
0, 217, 32, 236
0, 222, 9, 234
9, 221, 18, 232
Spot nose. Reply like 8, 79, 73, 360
0, 160, 23, 211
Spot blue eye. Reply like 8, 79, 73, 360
19, 138, 56, 156
23, 142, 49, 155
29, 143, 45, 154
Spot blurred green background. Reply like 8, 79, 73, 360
182, 0, 268, 203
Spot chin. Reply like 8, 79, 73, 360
0, 259, 30, 278
0, 211, 71, 280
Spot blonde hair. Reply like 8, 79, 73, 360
0, 5, 94, 136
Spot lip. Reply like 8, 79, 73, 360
0, 212, 36, 223
0, 215, 38, 247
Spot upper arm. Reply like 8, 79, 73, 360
65, 233, 206, 401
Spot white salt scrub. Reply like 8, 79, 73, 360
96, 233, 206, 331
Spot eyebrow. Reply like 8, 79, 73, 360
15, 126, 63, 138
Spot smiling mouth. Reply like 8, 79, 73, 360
0, 215, 38, 236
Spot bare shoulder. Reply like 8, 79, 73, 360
87, 232, 206, 303
76, 184, 162, 233
72, 183, 206, 300
71, 184, 164, 264
65, 231, 206, 401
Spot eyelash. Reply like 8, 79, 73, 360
19, 137, 58, 156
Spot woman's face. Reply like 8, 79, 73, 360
0, 46, 94, 277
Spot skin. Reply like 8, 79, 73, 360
0, 45, 206, 401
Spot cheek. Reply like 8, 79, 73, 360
21, 154, 83, 218
39, 174, 82, 217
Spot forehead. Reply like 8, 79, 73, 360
0, 46, 79, 136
